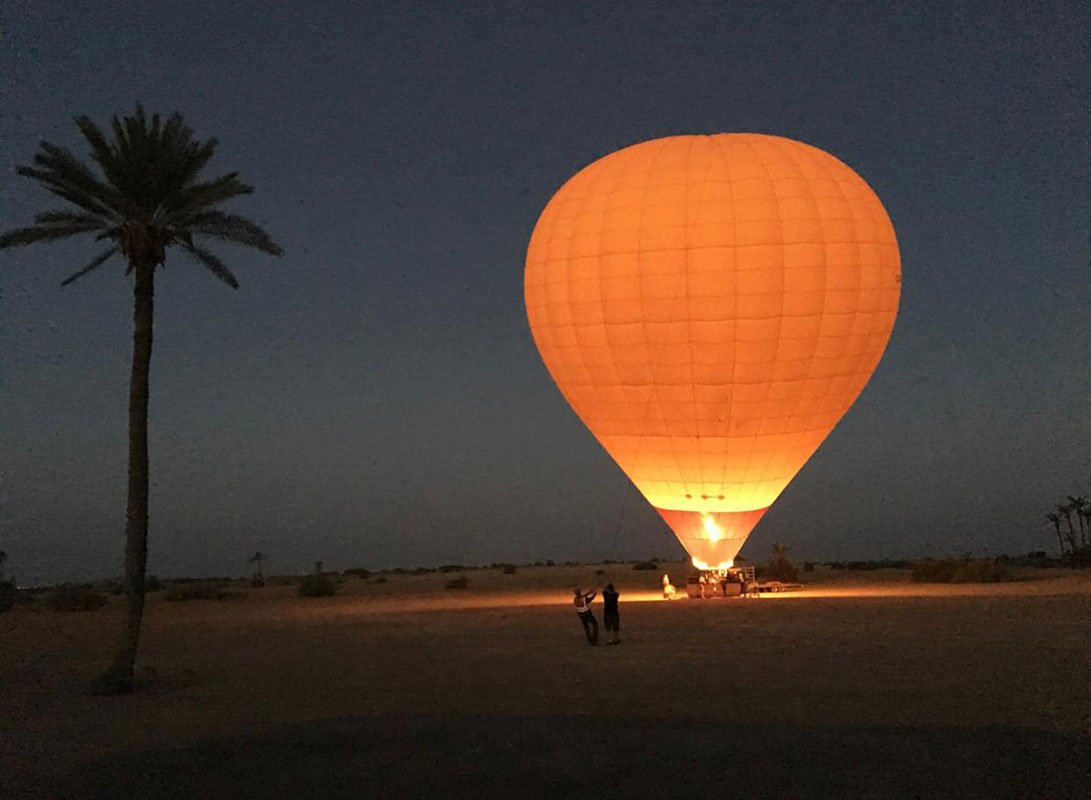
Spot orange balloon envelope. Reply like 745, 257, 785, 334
524, 134, 900, 570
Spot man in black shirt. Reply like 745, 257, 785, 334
602, 583, 620, 645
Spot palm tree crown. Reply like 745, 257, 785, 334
0, 105, 281, 284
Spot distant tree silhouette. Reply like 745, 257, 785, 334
0, 550, 7, 582
248, 551, 266, 581
0, 107, 282, 693
1066, 495, 1088, 548
1045, 512, 1065, 557
765, 541, 799, 582
1059, 501, 1079, 552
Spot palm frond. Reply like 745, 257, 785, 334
34, 209, 111, 227
61, 247, 119, 286
16, 166, 119, 220
182, 211, 283, 255
32, 141, 122, 217
74, 114, 124, 193
4, 106, 281, 284
180, 243, 240, 288
178, 173, 254, 213
0, 221, 106, 248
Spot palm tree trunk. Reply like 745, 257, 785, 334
94, 261, 154, 694
1064, 515, 1078, 553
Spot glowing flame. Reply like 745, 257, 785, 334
701, 513, 723, 543
691, 556, 734, 571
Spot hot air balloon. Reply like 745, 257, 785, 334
524, 134, 900, 571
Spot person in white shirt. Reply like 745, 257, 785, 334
572, 587, 598, 645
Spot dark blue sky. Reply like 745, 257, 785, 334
1, 1, 1087, 583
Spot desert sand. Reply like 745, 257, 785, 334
3, 565, 1090, 799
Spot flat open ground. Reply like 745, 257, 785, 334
3, 566, 1090, 798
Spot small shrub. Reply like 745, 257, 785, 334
0, 580, 16, 612
164, 583, 242, 601
1068, 546, 1091, 568
761, 559, 800, 582
297, 574, 337, 597
250, 578, 266, 588
595, 569, 605, 575
164, 584, 215, 601
444, 575, 469, 590
951, 559, 1015, 583
501, 564, 517, 574
47, 584, 107, 612
546, 559, 555, 567
373, 576, 387, 584
632, 560, 658, 571
343, 568, 370, 579
145, 575, 164, 592
911, 558, 1017, 583
845, 559, 911, 571
911, 559, 955, 583
803, 561, 815, 572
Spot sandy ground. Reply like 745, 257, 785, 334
3, 565, 1090, 799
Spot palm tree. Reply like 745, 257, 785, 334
767, 541, 798, 582
1066, 496, 1088, 548
248, 551, 266, 582
1045, 512, 1065, 557
0, 107, 282, 693
1058, 503, 1079, 553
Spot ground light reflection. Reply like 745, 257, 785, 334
278, 578, 1090, 621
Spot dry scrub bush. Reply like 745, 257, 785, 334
0, 581, 16, 612
47, 584, 107, 612
297, 574, 337, 597
911, 558, 1017, 583
164, 583, 246, 601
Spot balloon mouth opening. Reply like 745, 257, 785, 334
691, 557, 734, 571
656, 506, 769, 572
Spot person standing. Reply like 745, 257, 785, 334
573, 587, 598, 645
602, 583, 620, 645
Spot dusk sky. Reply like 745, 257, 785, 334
1, 1, 1087, 584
